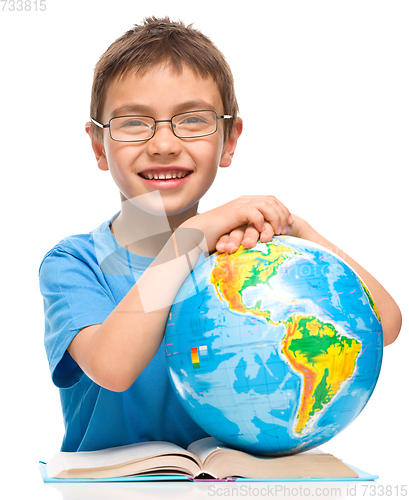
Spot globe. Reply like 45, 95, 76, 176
165, 236, 383, 456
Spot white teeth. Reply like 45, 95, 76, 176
142, 170, 190, 180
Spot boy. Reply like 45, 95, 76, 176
39, 17, 401, 453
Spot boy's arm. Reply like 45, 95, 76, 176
68, 231, 203, 392
287, 215, 402, 346
68, 195, 293, 392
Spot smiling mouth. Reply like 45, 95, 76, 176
138, 170, 193, 180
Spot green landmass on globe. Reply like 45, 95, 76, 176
281, 315, 361, 434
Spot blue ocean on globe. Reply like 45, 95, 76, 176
165, 236, 383, 455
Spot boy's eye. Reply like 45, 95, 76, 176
181, 116, 206, 124
178, 114, 208, 125
120, 119, 151, 128
111, 116, 155, 140
175, 113, 212, 133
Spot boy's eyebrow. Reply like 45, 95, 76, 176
171, 100, 218, 114
110, 104, 152, 117
110, 100, 217, 118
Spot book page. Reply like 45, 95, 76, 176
47, 441, 199, 478
188, 437, 326, 463
187, 437, 226, 462
215, 441, 327, 457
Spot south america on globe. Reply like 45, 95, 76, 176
165, 236, 383, 455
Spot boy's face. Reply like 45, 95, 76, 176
88, 64, 241, 219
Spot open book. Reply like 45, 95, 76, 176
46, 437, 358, 480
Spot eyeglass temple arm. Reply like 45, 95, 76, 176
90, 118, 109, 129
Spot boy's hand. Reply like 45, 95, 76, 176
182, 195, 294, 254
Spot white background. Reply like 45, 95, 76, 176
0, 1, 407, 498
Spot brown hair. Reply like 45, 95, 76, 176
90, 17, 238, 141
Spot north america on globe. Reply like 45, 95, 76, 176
210, 240, 362, 436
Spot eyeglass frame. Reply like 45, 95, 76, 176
90, 110, 233, 142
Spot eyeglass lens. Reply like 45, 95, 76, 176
109, 110, 218, 141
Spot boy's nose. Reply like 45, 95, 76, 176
146, 121, 182, 156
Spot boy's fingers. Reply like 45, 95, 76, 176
215, 234, 230, 253
246, 196, 290, 235
241, 223, 260, 248
197, 196, 293, 253
259, 222, 275, 242
237, 205, 266, 233
268, 199, 292, 234
266, 204, 288, 234
224, 226, 246, 252
275, 199, 293, 230
216, 226, 248, 253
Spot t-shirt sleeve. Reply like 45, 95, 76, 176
39, 246, 116, 388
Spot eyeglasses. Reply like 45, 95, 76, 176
90, 110, 232, 142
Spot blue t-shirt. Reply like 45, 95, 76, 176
39, 215, 208, 452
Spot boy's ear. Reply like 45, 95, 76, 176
85, 121, 108, 171
219, 118, 243, 168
